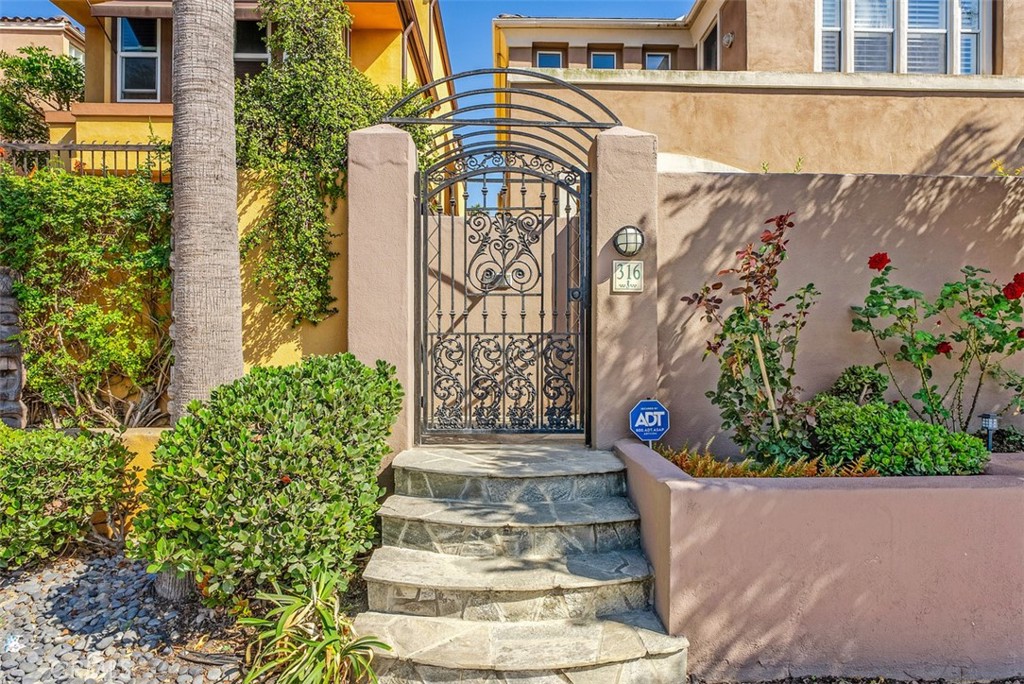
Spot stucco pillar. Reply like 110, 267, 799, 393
589, 127, 660, 449
348, 124, 417, 455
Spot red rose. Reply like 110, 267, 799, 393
868, 252, 891, 271
936, 341, 953, 355
280, 475, 292, 485
974, 311, 985, 319
1018, 329, 1024, 339
1004, 282, 1024, 300
1014, 272, 1024, 287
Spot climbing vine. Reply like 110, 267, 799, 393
0, 164, 172, 427
235, 0, 431, 325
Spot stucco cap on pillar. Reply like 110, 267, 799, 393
592, 125, 658, 152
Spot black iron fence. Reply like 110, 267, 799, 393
0, 142, 171, 182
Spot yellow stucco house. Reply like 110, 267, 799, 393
42, 0, 454, 369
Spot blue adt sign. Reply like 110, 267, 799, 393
630, 399, 670, 443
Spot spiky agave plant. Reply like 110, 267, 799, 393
241, 568, 390, 683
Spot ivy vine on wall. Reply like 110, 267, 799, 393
0, 165, 172, 427
235, 0, 432, 325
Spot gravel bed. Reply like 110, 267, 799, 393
0, 552, 242, 684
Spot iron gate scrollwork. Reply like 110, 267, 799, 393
419, 151, 589, 435
383, 68, 621, 439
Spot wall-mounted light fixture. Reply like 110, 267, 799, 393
723, 32, 735, 49
981, 413, 999, 451
613, 225, 645, 257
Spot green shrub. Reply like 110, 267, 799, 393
0, 426, 139, 569
813, 396, 989, 475
128, 354, 403, 607
0, 165, 172, 427
827, 365, 889, 405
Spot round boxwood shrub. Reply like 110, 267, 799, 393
813, 396, 989, 475
0, 426, 139, 569
127, 354, 403, 606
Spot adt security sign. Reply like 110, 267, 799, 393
630, 399, 670, 444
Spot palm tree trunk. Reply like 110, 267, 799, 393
162, 0, 244, 601
168, 0, 244, 420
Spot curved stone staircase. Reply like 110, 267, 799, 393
353, 445, 689, 683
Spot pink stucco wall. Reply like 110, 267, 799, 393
656, 172, 1024, 455
616, 440, 1024, 681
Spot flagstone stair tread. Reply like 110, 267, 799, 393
364, 546, 652, 591
393, 446, 624, 478
352, 611, 689, 672
379, 495, 640, 528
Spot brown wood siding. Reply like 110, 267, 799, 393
677, 47, 698, 70
159, 18, 172, 103
719, 0, 747, 71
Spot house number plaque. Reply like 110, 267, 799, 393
612, 260, 644, 293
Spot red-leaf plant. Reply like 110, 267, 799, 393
683, 213, 820, 463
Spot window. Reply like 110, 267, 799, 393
535, 51, 563, 68
118, 18, 159, 102
645, 52, 672, 70
854, 0, 894, 72
821, 0, 842, 71
234, 20, 270, 80
701, 23, 719, 70
960, 0, 981, 73
819, 0, 988, 74
907, 0, 947, 73
590, 52, 617, 69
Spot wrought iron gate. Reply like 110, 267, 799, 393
384, 69, 620, 439
418, 153, 589, 436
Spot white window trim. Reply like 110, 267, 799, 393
589, 51, 617, 69
698, 18, 720, 70
644, 51, 673, 70
817, 0, 991, 75
535, 50, 564, 68
117, 17, 160, 103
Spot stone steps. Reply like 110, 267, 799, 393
365, 546, 652, 621
380, 495, 641, 559
352, 611, 689, 684
356, 445, 688, 683
393, 445, 626, 503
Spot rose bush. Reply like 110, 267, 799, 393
851, 258, 1024, 431
683, 213, 819, 463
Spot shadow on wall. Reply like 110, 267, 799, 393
237, 179, 350, 368
916, 113, 1024, 176
680, 478, 1021, 680
657, 172, 1024, 454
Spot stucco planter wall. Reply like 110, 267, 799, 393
615, 439, 1024, 682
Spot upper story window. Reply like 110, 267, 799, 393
590, 52, 617, 69
117, 17, 159, 102
235, 20, 270, 79
645, 52, 672, 70
535, 51, 563, 68
818, 0, 987, 74
701, 23, 719, 70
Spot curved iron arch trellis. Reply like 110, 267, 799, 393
388, 69, 620, 440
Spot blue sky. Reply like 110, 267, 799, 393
1, 0, 693, 72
